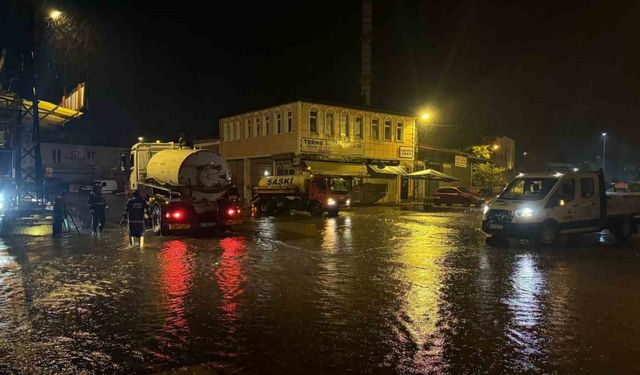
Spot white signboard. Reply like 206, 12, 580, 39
300, 138, 363, 155
455, 155, 468, 168
399, 146, 413, 159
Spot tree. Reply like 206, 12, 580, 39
472, 162, 507, 195
470, 145, 492, 159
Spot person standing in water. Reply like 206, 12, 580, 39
121, 190, 147, 247
52, 191, 67, 237
87, 184, 107, 234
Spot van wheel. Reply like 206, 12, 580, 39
486, 235, 508, 247
327, 209, 339, 217
613, 217, 633, 242
309, 202, 323, 217
537, 221, 558, 245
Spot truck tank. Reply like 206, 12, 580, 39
146, 149, 230, 189
257, 175, 309, 193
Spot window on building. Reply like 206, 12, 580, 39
87, 150, 91, 160
326, 112, 335, 137
255, 117, 260, 137
228, 122, 234, 140
371, 117, 379, 139
53, 149, 61, 164
52, 149, 56, 163
355, 115, 363, 139
245, 119, 251, 139
264, 114, 270, 136
236, 121, 241, 140
310, 110, 318, 133
384, 119, 392, 141
340, 112, 349, 138
286, 110, 293, 133
396, 121, 404, 142
276, 112, 282, 134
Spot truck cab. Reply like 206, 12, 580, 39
482, 170, 640, 245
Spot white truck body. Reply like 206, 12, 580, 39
482, 170, 640, 244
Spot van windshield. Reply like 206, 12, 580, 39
499, 177, 558, 201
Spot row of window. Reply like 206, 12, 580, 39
309, 109, 405, 142
223, 110, 293, 141
51, 150, 97, 164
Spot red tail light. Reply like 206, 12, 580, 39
165, 210, 185, 220
226, 206, 240, 217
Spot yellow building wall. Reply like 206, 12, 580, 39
219, 102, 301, 159
299, 101, 415, 165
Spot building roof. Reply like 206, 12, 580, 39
220, 98, 415, 120
0, 91, 83, 128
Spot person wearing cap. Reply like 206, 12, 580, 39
87, 184, 107, 234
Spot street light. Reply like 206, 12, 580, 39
600, 132, 607, 172
49, 9, 62, 20
420, 113, 431, 121
137, 136, 144, 142
489, 144, 500, 195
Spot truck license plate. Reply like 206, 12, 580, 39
489, 224, 503, 229
200, 222, 216, 228
169, 224, 191, 230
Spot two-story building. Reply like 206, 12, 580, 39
219, 100, 417, 204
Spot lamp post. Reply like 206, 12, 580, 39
489, 144, 499, 195
601, 132, 607, 172
522, 151, 528, 172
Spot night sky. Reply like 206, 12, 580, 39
3, 0, 640, 167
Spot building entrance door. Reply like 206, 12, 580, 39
401, 176, 409, 200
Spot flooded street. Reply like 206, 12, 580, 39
1, 204, 640, 373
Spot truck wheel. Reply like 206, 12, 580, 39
309, 202, 323, 217
152, 205, 168, 236
613, 217, 633, 242
259, 199, 273, 215
327, 209, 339, 217
537, 221, 558, 246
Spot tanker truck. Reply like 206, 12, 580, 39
252, 174, 351, 217
129, 142, 241, 235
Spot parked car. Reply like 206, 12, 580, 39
434, 186, 484, 207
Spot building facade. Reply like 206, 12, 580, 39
491, 136, 516, 170
219, 100, 417, 204
41, 142, 128, 185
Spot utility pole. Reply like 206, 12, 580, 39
360, 0, 372, 106
31, 1, 43, 193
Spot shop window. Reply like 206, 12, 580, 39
384, 119, 392, 141
355, 115, 363, 139
396, 121, 404, 142
310, 109, 318, 133
371, 117, 379, 139
287, 110, 293, 133
326, 111, 335, 137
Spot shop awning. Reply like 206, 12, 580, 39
304, 160, 368, 177
0, 91, 83, 128
367, 165, 407, 175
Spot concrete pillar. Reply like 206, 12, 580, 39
243, 158, 251, 205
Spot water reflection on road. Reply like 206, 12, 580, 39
0, 207, 639, 373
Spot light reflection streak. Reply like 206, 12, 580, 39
159, 240, 191, 338
215, 237, 247, 321
394, 215, 451, 366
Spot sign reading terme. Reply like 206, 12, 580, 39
455, 155, 468, 168
398, 146, 414, 159
301, 138, 363, 155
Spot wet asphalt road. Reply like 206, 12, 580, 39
1, 201, 640, 374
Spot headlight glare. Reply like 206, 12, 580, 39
514, 207, 535, 218
327, 198, 336, 206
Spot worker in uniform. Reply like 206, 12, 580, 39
121, 190, 147, 247
87, 184, 107, 234
52, 191, 66, 237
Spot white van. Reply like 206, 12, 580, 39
482, 170, 640, 245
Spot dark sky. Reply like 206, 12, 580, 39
4, 0, 640, 166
